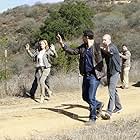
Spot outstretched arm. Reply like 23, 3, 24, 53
56, 34, 80, 55
25, 43, 36, 58
119, 52, 131, 60
56, 33, 65, 48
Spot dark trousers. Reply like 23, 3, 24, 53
82, 74, 101, 120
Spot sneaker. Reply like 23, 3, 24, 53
45, 96, 50, 101
96, 102, 104, 117
30, 95, 35, 100
112, 108, 123, 113
101, 112, 111, 120
85, 119, 96, 126
121, 86, 128, 89
25, 92, 35, 100
48, 90, 53, 97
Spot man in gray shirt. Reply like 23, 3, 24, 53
101, 34, 122, 120
120, 44, 131, 89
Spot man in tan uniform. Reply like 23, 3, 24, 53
119, 44, 131, 89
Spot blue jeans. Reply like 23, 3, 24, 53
82, 74, 101, 120
107, 72, 122, 115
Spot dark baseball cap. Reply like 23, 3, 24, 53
83, 29, 94, 39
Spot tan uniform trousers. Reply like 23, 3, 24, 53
121, 67, 130, 88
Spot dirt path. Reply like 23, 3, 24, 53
0, 84, 140, 139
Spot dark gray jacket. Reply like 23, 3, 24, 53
101, 43, 121, 76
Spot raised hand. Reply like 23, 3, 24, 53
25, 43, 30, 50
56, 34, 63, 44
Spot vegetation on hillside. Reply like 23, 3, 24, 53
0, 0, 140, 96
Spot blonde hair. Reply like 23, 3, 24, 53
38, 40, 49, 51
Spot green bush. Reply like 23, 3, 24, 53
59, 2, 93, 34
39, 1, 93, 43
38, 2, 93, 73
0, 36, 9, 50
52, 44, 78, 74
40, 12, 71, 43
0, 69, 11, 81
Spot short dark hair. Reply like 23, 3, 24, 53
122, 44, 128, 47
83, 29, 94, 39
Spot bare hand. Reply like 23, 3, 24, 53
56, 33, 63, 44
25, 43, 30, 50
100, 45, 107, 51
119, 53, 122, 56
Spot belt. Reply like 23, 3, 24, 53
83, 73, 94, 77
38, 66, 46, 69
36, 66, 50, 71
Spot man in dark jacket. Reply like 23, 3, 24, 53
57, 30, 105, 125
101, 34, 122, 120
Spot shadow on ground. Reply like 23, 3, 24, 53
55, 104, 89, 110
132, 81, 140, 87
33, 104, 89, 123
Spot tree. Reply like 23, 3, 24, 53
39, 1, 94, 43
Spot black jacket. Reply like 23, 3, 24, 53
63, 42, 105, 79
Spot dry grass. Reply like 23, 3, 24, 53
3, 114, 140, 140
0, 60, 139, 98
0, 71, 34, 98
0, 71, 81, 98
49, 72, 82, 92
30, 114, 140, 140
129, 60, 140, 82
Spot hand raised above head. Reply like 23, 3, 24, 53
56, 33, 65, 48
25, 43, 30, 50
56, 33, 63, 42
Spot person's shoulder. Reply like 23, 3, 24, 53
109, 43, 120, 54
110, 43, 116, 48
127, 50, 131, 55
110, 43, 118, 50
79, 43, 86, 48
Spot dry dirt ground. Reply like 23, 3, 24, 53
0, 83, 140, 139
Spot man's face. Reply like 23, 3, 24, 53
102, 35, 111, 46
122, 45, 127, 51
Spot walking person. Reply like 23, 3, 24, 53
101, 34, 122, 120
119, 44, 131, 89
57, 30, 105, 125
25, 40, 57, 103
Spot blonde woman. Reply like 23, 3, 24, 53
25, 40, 57, 103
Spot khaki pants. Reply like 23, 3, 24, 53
121, 67, 130, 88
36, 67, 51, 97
